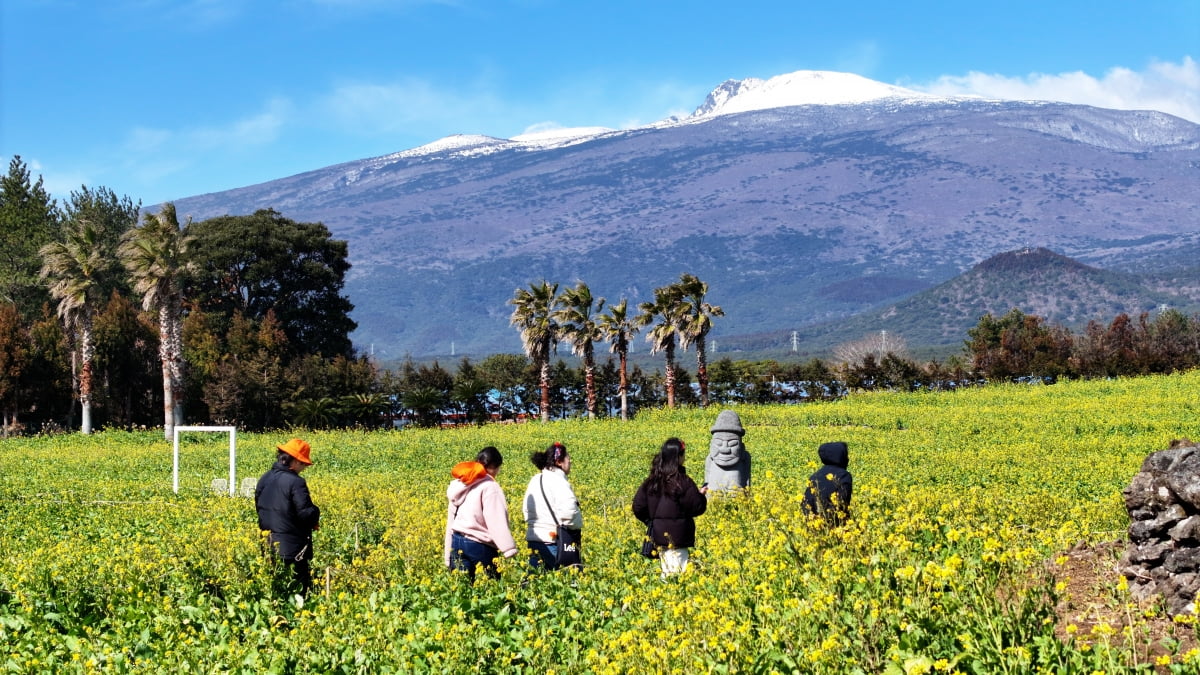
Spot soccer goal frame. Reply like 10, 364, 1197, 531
172, 425, 238, 496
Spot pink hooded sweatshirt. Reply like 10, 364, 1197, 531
444, 461, 518, 567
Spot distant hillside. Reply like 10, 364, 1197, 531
725, 248, 1200, 356
165, 71, 1200, 359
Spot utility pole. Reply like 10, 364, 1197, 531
880, 330, 887, 359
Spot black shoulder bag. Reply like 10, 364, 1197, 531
539, 474, 583, 569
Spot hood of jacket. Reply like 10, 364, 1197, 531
817, 441, 849, 468
448, 461, 492, 506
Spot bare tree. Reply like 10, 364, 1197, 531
833, 331, 908, 366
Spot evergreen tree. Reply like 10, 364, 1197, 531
186, 209, 356, 358
63, 185, 140, 301
0, 302, 29, 436
0, 156, 60, 318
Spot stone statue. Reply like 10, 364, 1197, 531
704, 410, 751, 492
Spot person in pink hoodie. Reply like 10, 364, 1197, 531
444, 446, 518, 581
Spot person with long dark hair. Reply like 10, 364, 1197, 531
445, 446, 518, 582
633, 437, 708, 576
523, 441, 583, 571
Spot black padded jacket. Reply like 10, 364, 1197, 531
802, 441, 853, 525
255, 459, 321, 559
632, 469, 708, 549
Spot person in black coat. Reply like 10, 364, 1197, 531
633, 438, 708, 576
802, 441, 853, 526
255, 438, 321, 597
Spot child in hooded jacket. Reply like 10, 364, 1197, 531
802, 441, 853, 526
445, 446, 518, 581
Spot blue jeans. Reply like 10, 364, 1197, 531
449, 532, 499, 582
527, 540, 559, 571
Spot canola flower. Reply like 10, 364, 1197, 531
0, 373, 1199, 672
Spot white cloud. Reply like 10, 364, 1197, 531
317, 78, 516, 137
308, 0, 461, 7
109, 98, 291, 198
911, 57, 1200, 123
316, 74, 705, 142
124, 127, 174, 154
834, 40, 883, 79
123, 98, 289, 156
112, 0, 243, 29
521, 121, 566, 135
189, 99, 290, 150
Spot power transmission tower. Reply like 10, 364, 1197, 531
791, 331, 798, 352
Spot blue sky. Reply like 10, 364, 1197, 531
2, 0, 1197, 206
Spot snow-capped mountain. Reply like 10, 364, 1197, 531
169, 71, 1200, 358
396, 70, 949, 160
690, 70, 944, 117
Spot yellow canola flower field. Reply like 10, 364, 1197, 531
2, 373, 1200, 673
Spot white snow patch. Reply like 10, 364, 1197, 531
691, 70, 948, 118
388, 134, 511, 160
511, 126, 615, 147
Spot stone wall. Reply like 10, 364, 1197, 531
1119, 438, 1200, 616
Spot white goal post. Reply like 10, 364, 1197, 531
173, 425, 238, 496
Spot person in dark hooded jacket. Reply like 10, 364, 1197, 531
255, 438, 321, 597
802, 441, 853, 526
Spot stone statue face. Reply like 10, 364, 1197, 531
709, 430, 744, 468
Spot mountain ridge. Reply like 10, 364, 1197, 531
165, 72, 1200, 359
725, 246, 1200, 356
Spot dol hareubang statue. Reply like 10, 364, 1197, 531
705, 410, 751, 492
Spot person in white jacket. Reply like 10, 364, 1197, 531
523, 442, 583, 571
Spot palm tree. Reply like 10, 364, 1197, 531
509, 280, 559, 422
451, 377, 492, 425
287, 397, 338, 429
119, 203, 193, 440
339, 392, 389, 428
555, 282, 604, 419
403, 386, 446, 428
39, 218, 110, 433
597, 298, 639, 420
675, 273, 724, 407
636, 283, 687, 409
